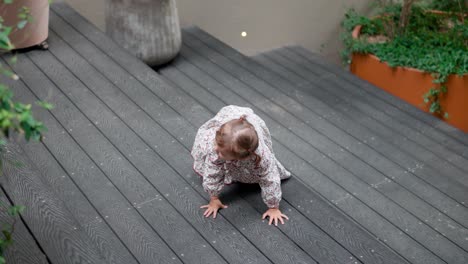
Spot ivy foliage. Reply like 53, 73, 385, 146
341, 1, 467, 116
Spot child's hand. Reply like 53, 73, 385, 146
200, 197, 228, 218
262, 208, 289, 226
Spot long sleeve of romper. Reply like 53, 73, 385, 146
258, 157, 282, 208
192, 122, 225, 198
202, 154, 225, 197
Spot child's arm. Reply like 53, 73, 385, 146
259, 177, 289, 225
201, 161, 224, 197
258, 160, 289, 225
259, 175, 282, 209
200, 161, 227, 218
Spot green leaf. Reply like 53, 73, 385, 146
0, 68, 16, 79
429, 102, 440, 113
4, 26, 13, 36
444, 112, 449, 119
36, 101, 54, 110
3, 0, 12, 4
24, 126, 31, 141
8, 55, 17, 65
8, 205, 25, 216
0, 28, 13, 50
2, 229, 12, 244
17, 20, 28, 30
13, 160, 23, 168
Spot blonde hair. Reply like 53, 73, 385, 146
215, 115, 261, 165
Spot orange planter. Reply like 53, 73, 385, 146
350, 26, 468, 132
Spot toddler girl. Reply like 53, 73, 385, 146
191, 105, 291, 226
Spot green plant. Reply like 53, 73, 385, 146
0, 1, 51, 263
341, 0, 467, 117
0, 203, 24, 263
429, 0, 468, 13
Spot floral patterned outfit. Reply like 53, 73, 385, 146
191, 105, 291, 208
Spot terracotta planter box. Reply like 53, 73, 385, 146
350, 25, 468, 132
1, 0, 49, 49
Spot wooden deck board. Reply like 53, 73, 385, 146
278, 47, 468, 178
291, 46, 468, 147
159, 61, 386, 264
288, 47, 468, 166
252, 49, 468, 252
0, 186, 48, 264
179, 28, 468, 264
0, 137, 107, 263
251, 51, 468, 226
47, 7, 315, 264
165, 40, 424, 264
5, 54, 184, 264
0, 2, 466, 263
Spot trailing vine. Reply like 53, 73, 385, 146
341, 0, 468, 118
0, 1, 52, 262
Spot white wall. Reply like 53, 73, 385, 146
60, 0, 105, 30
176, 0, 372, 63
60, 0, 372, 64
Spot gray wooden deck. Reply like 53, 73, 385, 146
0, 3, 467, 263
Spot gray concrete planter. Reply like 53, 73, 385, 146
105, 0, 181, 67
